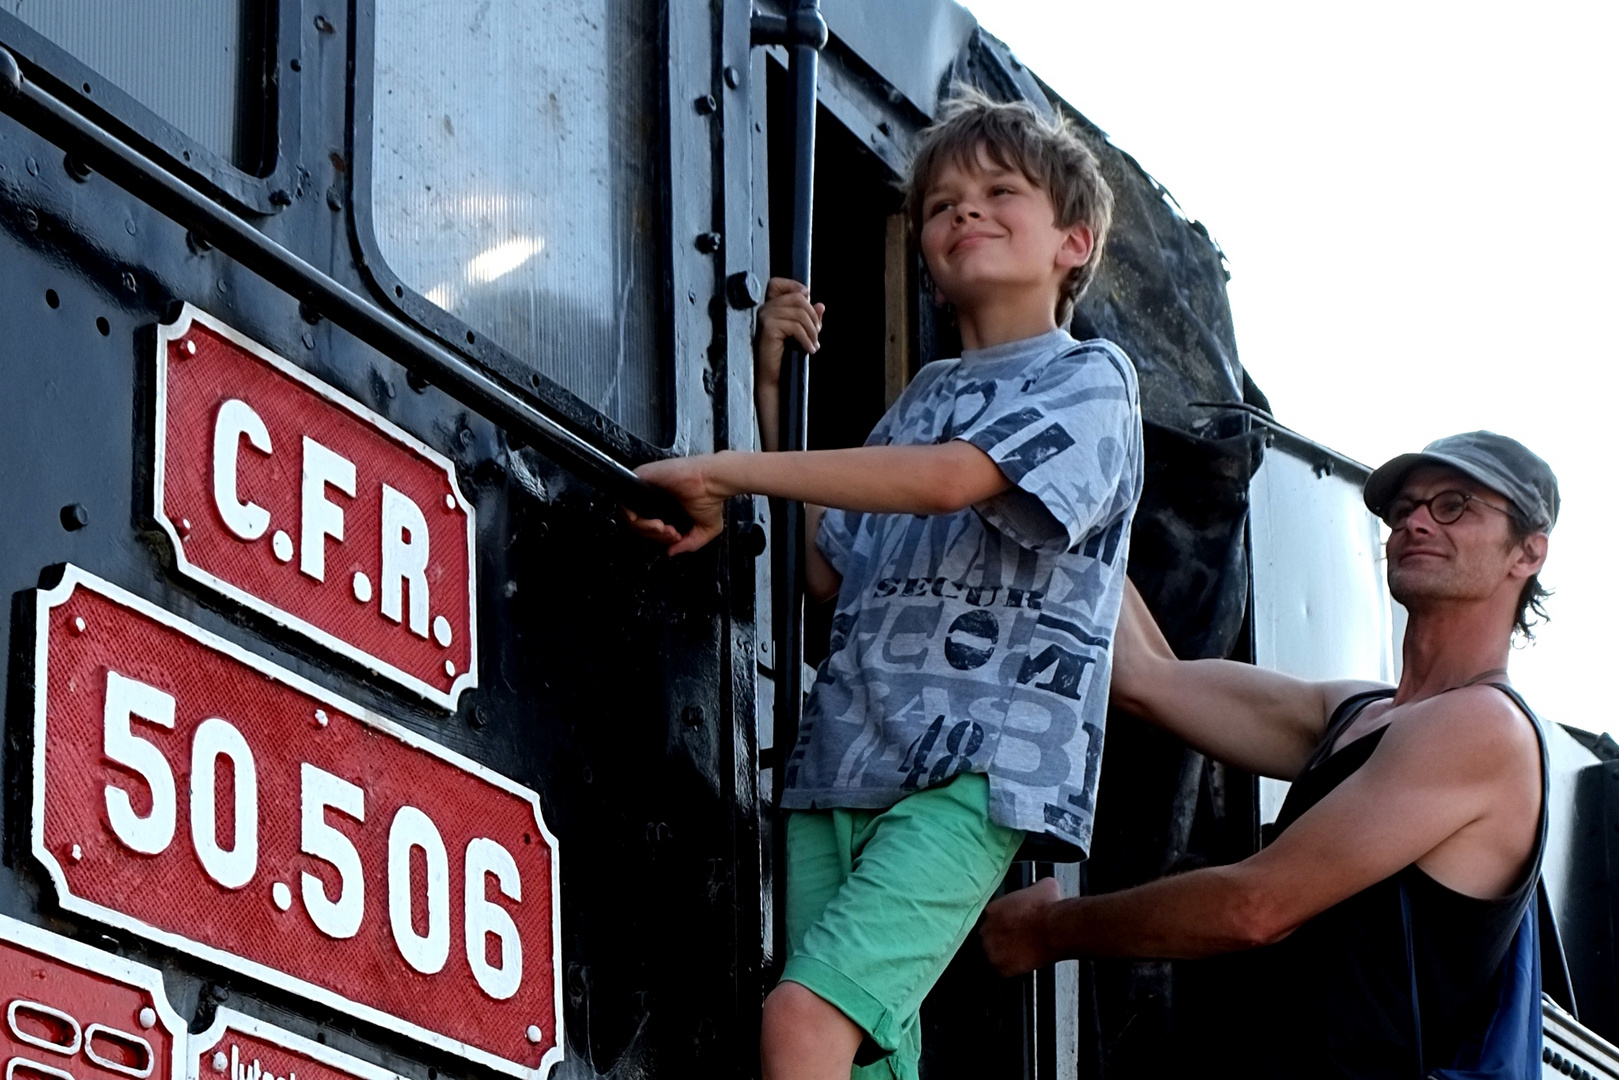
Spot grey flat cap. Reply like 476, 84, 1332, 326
1363, 431, 1559, 532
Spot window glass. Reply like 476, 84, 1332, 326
372, 0, 667, 442
1, 0, 271, 172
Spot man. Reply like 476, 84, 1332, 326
980, 431, 1557, 1077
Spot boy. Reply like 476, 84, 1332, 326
628, 91, 1142, 1080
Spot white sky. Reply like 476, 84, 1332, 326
976, 1, 1619, 732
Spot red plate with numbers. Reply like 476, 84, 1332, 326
0, 912, 185, 1080
31, 566, 562, 1080
152, 304, 477, 711
188, 1010, 408, 1080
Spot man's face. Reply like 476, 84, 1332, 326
917, 146, 1092, 315
1383, 466, 1543, 610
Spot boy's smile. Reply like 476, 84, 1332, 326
918, 147, 1093, 344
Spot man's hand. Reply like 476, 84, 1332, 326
980, 876, 1062, 977
627, 454, 732, 556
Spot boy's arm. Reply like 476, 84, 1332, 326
628, 442, 1012, 556
1111, 579, 1390, 780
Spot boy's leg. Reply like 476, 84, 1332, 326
772, 774, 1024, 1080
764, 810, 867, 1080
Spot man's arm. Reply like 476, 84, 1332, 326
1112, 579, 1388, 779
981, 685, 1541, 970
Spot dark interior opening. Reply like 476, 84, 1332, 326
767, 76, 903, 667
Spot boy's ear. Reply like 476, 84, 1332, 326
1056, 225, 1094, 271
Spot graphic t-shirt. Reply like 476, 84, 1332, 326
782, 328, 1143, 854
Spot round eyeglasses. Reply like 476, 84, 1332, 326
1383, 490, 1515, 529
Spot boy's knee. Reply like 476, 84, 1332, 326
761, 981, 862, 1068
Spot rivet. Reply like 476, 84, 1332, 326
179, 518, 192, 536
64, 154, 91, 182
22, 209, 38, 231
181, 339, 197, 357
137, 1008, 156, 1030
444, 493, 456, 510
124, 219, 136, 236
315, 708, 329, 727
526, 1025, 543, 1043
72, 617, 87, 635
212, 1053, 228, 1073
444, 660, 456, 678
433, 615, 452, 647
26, 155, 39, 177
724, 65, 742, 89
68, 843, 83, 861
302, 332, 316, 350
272, 881, 293, 910
272, 530, 294, 562
352, 572, 372, 603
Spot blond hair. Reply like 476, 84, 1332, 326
906, 87, 1114, 325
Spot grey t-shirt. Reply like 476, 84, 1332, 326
782, 328, 1143, 855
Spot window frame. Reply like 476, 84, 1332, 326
0, 3, 302, 216
345, 0, 719, 457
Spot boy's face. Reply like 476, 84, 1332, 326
918, 145, 1093, 318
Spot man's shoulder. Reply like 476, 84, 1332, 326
1385, 684, 1541, 777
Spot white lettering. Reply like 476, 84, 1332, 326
464, 837, 523, 1000
388, 805, 450, 974
189, 717, 258, 889
379, 485, 430, 637
102, 671, 177, 856
211, 399, 272, 541
299, 763, 365, 939
299, 437, 355, 582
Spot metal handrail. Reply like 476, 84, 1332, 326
0, 46, 692, 531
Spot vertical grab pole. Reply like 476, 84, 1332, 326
751, 0, 826, 976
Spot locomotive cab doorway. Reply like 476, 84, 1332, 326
758, 59, 1062, 1080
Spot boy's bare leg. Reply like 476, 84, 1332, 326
760, 982, 864, 1080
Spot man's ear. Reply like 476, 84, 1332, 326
1056, 225, 1095, 271
1512, 532, 1549, 579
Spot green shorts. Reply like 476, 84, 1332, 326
781, 773, 1024, 1080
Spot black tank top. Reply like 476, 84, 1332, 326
1255, 686, 1548, 1079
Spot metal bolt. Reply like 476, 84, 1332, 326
289, 58, 302, 72
26, 155, 39, 177
64, 154, 91, 182
735, 520, 767, 558
299, 301, 322, 325
313, 14, 335, 32
681, 705, 705, 729
693, 94, 717, 115
270, 189, 292, 207
724, 65, 743, 89
725, 270, 763, 309
326, 188, 344, 211
407, 370, 429, 393
694, 231, 722, 254
186, 230, 212, 253
60, 504, 89, 531
470, 705, 488, 729
22, 208, 38, 231
122, 271, 138, 292
878, 120, 892, 137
